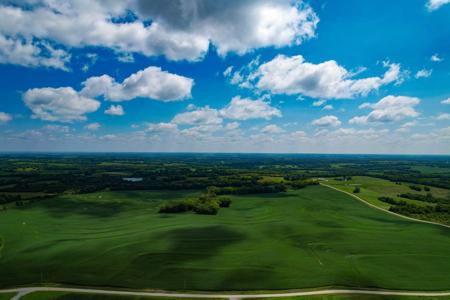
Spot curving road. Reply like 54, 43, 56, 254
1, 287, 450, 299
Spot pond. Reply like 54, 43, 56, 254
122, 177, 143, 182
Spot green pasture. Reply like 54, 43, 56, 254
0, 185, 449, 291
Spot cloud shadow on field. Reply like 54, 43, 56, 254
29, 197, 130, 218
129, 225, 246, 290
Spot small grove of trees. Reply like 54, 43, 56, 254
0, 194, 22, 204
398, 192, 448, 204
409, 185, 422, 192
158, 190, 232, 215
378, 195, 450, 223
353, 186, 360, 193
289, 179, 319, 190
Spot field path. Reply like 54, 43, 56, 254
2, 287, 450, 300
320, 183, 450, 229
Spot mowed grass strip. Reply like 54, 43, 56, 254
0, 186, 449, 291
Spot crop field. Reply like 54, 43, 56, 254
19, 292, 219, 300
1, 185, 450, 291
13, 293, 450, 300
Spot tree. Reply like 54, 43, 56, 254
353, 186, 360, 193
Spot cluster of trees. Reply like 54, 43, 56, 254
378, 196, 450, 225
0, 194, 22, 204
409, 185, 422, 192
353, 186, 360, 193
389, 203, 435, 215
159, 189, 232, 215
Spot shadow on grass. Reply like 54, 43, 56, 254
129, 225, 245, 290
28, 197, 130, 218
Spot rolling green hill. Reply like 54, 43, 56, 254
0, 185, 449, 291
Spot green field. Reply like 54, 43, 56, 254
16, 293, 450, 300
1, 185, 450, 291
0, 293, 15, 300
262, 296, 450, 300
20, 292, 220, 300
326, 176, 450, 210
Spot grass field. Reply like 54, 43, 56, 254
20, 292, 221, 300
0, 186, 450, 291
325, 176, 450, 210
0, 293, 15, 300
261, 296, 450, 300
15, 292, 450, 300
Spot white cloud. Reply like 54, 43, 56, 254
0, 35, 70, 70
312, 115, 341, 127
431, 54, 443, 62
100, 134, 117, 141
322, 104, 333, 110
85, 122, 101, 130
441, 98, 450, 104
146, 122, 178, 133
0, 112, 12, 123
261, 124, 284, 134
44, 124, 71, 133
172, 106, 222, 125
249, 55, 405, 99
0, 0, 318, 65
312, 100, 326, 107
349, 95, 420, 124
81, 52, 98, 72
81, 66, 193, 102
437, 113, 450, 120
225, 122, 240, 130
219, 96, 281, 120
427, 0, 450, 11
415, 69, 432, 79
396, 121, 417, 132
104, 105, 125, 116
23, 87, 100, 122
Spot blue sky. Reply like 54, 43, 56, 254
0, 0, 449, 154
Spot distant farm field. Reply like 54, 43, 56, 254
326, 176, 450, 209
0, 186, 450, 291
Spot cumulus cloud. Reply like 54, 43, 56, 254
219, 96, 281, 120
85, 122, 101, 130
441, 98, 450, 104
261, 124, 284, 134
248, 55, 405, 99
172, 106, 222, 125
427, 0, 450, 11
437, 113, 450, 120
0, 35, 71, 70
104, 105, 125, 116
146, 122, 178, 133
349, 95, 420, 124
23, 87, 100, 122
81, 66, 193, 102
312, 100, 326, 107
431, 54, 443, 62
415, 69, 432, 79
0, 0, 318, 65
225, 122, 240, 131
0, 111, 12, 123
312, 115, 341, 127
322, 104, 333, 110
